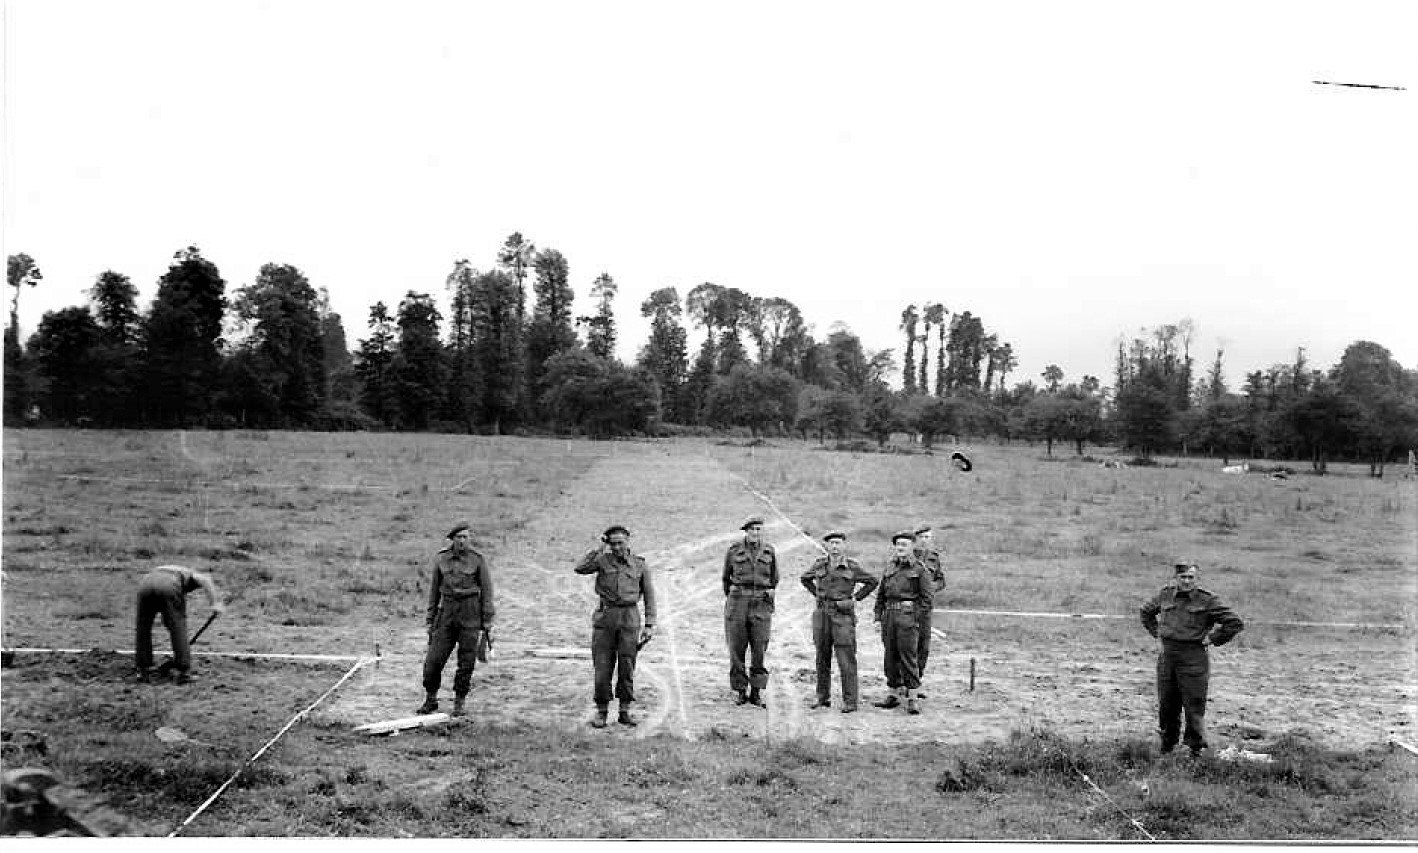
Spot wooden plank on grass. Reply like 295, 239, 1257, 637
354, 712, 452, 735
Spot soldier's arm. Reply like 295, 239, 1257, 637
573, 548, 602, 575
641, 564, 657, 627
1205, 596, 1244, 646
723, 548, 734, 596
1139, 592, 1161, 638
426, 562, 443, 629
769, 548, 779, 589
192, 571, 224, 612
479, 557, 495, 628
872, 571, 885, 620
799, 565, 818, 596
852, 563, 879, 601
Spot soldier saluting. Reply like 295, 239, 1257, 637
576, 524, 657, 728
800, 531, 878, 713
1139, 559, 1244, 757
417, 523, 496, 717
723, 516, 778, 708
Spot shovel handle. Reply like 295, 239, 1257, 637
188, 611, 220, 646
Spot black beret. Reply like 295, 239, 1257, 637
892, 531, 915, 544
741, 516, 766, 530
603, 525, 631, 539
446, 523, 471, 539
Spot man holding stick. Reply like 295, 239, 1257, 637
135, 564, 224, 684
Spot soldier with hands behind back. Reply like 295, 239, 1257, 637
1139, 559, 1244, 756
800, 531, 878, 713
418, 523, 495, 717
723, 516, 778, 708
576, 525, 657, 728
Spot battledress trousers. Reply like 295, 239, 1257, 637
135, 566, 201, 673
423, 546, 495, 698
723, 540, 778, 694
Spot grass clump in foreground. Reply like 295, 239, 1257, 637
202, 721, 1418, 840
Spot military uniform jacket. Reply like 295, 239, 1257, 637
723, 541, 778, 595
1139, 585, 1244, 645
800, 556, 878, 603
912, 546, 946, 605
575, 549, 658, 625
427, 546, 496, 629
874, 556, 929, 620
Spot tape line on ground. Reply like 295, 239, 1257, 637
168, 656, 371, 837
2, 646, 367, 662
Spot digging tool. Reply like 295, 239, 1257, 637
156, 611, 220, 676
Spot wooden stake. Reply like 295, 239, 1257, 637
969, 657, 976, 692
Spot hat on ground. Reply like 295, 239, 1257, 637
892, 530, 915, 544
446, 523, 471, 539
740, 516, 766, 530
603, 524, 631, 539
822, 531, 846, 542
913, 525, 933, 536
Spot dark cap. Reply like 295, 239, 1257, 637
822, 531, 846, 542
892, 530, 915, 544
446, 523, 471, 539
913, 525, 933, 536
603, 524, 631, 539
741, 516, 765, 530
1173, 559, 1198, 571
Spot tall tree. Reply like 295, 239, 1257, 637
706, 363, 800, 438
1332, 340, 1418, 476
825, 324, 870, 393
7, 253, 43, 331
90, 271, 140, 345
470, 270, 523, 434
229, 263, 327, 426
581, 273, 618, 360
444, 260, 480, 432
315, 288, 356, 408
1041, 364, 1064, 394
355, 302, 398, 427
899, 304, 919, 394
920, 302, 944, 393
992, 342, 1017, 395
496, 232, 537, 326
27, 306, 103, 423
390, 292, 445, 430
638, 287, 689, 421
88, 270, 142, 424
142, 246, 228, 426
526, 248, 577, 401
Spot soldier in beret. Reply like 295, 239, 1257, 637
912, 525, 946, 696
723, 516, 778, 707
1139, 559, 1245, 756
417, 523, 496, 716
800, 531, 878, 713
576, 524, 657, 728
874, 531, 931, 714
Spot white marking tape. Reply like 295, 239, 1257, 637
169, 656, 372, 836
939, 609, 1406, 630
3, 646, 366, 662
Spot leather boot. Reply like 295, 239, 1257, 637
451, 694, 467, 717
748, 687, 766, 708
617, 704, 637, 727
906, 688, 920, 715
416, 693, 438, 715
590, 705, 609, 728
734, 689, 748, 705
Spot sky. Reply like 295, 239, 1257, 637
3, 0, 1416, 394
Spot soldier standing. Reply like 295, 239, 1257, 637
135, 564, 224, 684
912, 525, 946, 696
723, 516, 778, 708
576, 524, 657, 728
1139, 559, 1244, 756
418, 523, 495, 716
799, 531, 878, 713
874, 532, 929, 714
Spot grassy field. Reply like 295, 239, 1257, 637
2, 429, 1415, 839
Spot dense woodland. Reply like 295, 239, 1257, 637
5, 239, 1416, 476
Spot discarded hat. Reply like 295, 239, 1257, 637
913, 525, 933, 536
892, 531, 915, 544
950, 451, 973, 472
446, 523, 471, 539
741, 516, 765, 530
822, 531, 846, 542
603, 524, 631, 539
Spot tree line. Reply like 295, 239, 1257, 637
5, 242, 1416, 475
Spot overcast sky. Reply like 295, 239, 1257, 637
4, 0, 1415, 392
